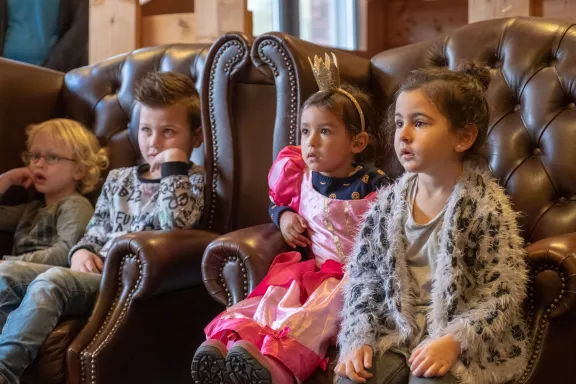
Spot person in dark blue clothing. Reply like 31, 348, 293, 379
0, 0, 87, 71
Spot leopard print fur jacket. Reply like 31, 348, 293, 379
339, 165, 529, 384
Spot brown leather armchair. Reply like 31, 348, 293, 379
203, 17, 576, 383
0, 42, 249, 384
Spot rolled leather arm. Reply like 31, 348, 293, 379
202, 223, 291, 307
67, 229, 219, 384
526, 232, 576, 319
520, 232, 576, 383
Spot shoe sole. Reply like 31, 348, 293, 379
191, 344, 231, 384
226, 346, 273, 384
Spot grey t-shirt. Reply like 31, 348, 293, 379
0, 193, 94, 267
393, 178, 446, 358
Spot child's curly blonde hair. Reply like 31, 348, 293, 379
26, 119, 109, 194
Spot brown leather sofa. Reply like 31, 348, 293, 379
203, 17, 576, 383
0, 40, 267, 384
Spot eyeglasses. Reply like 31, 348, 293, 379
22, 152, 75, 165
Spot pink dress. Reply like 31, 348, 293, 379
205, 146, 376, 381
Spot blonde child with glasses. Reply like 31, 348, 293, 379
0, 118, 108, 266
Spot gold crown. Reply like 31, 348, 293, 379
308, 53, 341, 92
307, 52, 365, 132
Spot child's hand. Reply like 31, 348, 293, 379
409, 334, 461, 378
335, 345, 374, 383
149, 148, 189, 173
279, 211, 312, 249
71, 249, 104, 274
0, 168, 34, 190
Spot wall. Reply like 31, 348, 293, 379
540, 0, 576, 21
385, 0, 468, 49
363, 0, 576, 57
365, 0, 468, 56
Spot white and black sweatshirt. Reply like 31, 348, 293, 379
68, 161, 204, 261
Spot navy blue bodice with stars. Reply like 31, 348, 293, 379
269, 165, 391, 227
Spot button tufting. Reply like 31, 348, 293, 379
559, 197, 567, 204
533, 148, 542, 156
568, 102, 575, 109
514, 104, 521, 112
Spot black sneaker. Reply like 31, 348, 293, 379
191, 340, 232, 384
226, 340, 274, 384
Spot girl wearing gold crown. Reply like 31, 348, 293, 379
191, 53, 392, 384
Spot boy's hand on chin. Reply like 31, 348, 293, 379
409, 334, 460, 378
150, 148, 189, 173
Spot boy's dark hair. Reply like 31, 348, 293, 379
301, 84, 381, 162
134, 72, 201, 133
387, 62, 491, 154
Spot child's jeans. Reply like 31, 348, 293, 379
336, 351, 458, 384
0, 261, 100, 384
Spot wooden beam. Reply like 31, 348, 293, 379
141, 0, 194, 17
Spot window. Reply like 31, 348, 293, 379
248, 0, 276, 36
299, 0, 358, 50
248, 0, 359, 50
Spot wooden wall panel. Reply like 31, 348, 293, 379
89, 0, 140, 64
385, 0, 468, 49
469, 0, 531, 23
363, 0, 387, 55
141, 13, 196, 47
360, 0, 576, 57
543, 0, 576, 21
195, 0, 250, 43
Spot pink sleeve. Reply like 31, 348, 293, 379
268, 146, 306, 212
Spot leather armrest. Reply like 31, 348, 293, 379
67, 229, 219, 384
526, 232, 576, 319
202, 224, 290, 306
101, 229, 219, 297
522, 232, 576, 383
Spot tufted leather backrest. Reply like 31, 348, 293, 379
369, 17, 576, 244
61, 44, 210, 203
252, 17, 576, 245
